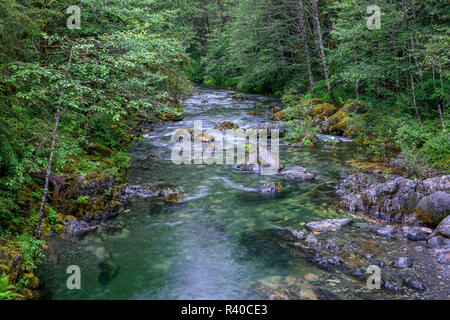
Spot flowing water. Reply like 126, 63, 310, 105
37, 88, 401, 300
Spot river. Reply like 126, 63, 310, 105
37, 88, 444, 300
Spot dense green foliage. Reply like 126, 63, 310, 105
0, 0, 448, 298
172, 0, 449, 170
0, 0, 193, 295
0, 0, 192, 234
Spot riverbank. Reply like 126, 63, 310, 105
0, 103, 187, 299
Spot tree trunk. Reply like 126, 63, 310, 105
37, 45, 74, 237
409, 68, 423, 129
438, 104, 446, 131
298, 0, 316, 98
311, 0, 335, 104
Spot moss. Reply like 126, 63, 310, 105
310, 103, 338, 118
269, 111, 285, 121
262, 98, 270, 103
166, 192, 183, 203
254, 102, 264, 109
158, 107, 185, 121
326, 110, 350, 135
90, 144, 113, 157
54, 224, 65, 234
301, 98, 323, 106
232, 93, 249, 100
247, 112, 259, 116
341, 99, 368, 114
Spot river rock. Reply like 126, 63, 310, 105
236, 147, 283, 174
377, 225, 396, 237
232, 93, 248, 100
416, 191, 450, 226
427, 236, 444, 249
407, 228, 427, 241
278, 167, 315, 181
402, 277, 426, 292
65, 218, 97, 236
337, 173, 450, 224
258, 182, 282, 194
436, 215, 450, 238
394, 257, 413, 269
306, 218, 351, 232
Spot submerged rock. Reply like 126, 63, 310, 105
377, 225, 396, 237
258, 182, 282, 194
278, 167, 315, 181
64, 218, 97, 236
394, 257, 413, 269
306, 218, 352, 232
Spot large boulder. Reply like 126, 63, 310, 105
416, 191, 450, 226
310, 103, 338, 119
337, 173, 450, 224
437, 216, 450, 238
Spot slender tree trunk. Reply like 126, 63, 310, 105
438, 104, 446, 131
298, 0, 316, 97
354, 57, 359, 98
409, 67, 423, 129
311, 0, 335, 104
37, 46, 74, 237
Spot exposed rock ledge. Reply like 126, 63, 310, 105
48, 174, 182, 237
336, 173, 450, 225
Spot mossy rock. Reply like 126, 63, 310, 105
166, 192, 183, 203
158, 107, 185, 121
247, 112, 259, 116
54, 224, 65, 234
23, 273, 39, 289
90, 144, 113, 157
54, 214, 64, 224
325, 110, 350, 135
300, 98, 323, 106
214, 121, 240, 131
310, 103, 338, 118
341, 99, 368, 114
232, 104, 240, 108
262, 98, 270, 103
147, 153, 159, 159
64, 215, 78, 222
254, 102, 264, 109
269, 111, 285, 121
232, 93, 249, 100
192, 131, 214, 142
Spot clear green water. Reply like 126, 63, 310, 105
38, 88, 358, 299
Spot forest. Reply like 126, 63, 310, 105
0, 0, 448, 300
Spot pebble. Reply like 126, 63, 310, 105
407, 228, 427, 241
394, 257, 413, 269
304, 273, 319, 281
